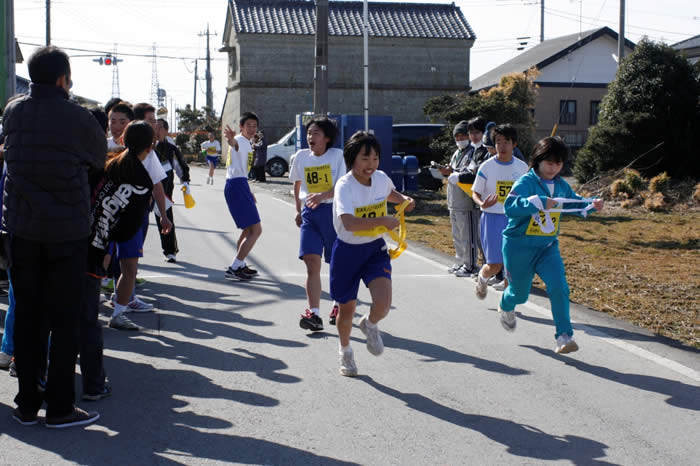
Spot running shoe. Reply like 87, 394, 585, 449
165, 254, 177, 263
126, 297, 154, 312
339, 350, 358, 377
299, 309, 324, 332
12, 407, 38, 426
224, 266, 253, 281
241, 265, 258, 276
329, 305, 339, 326
109, 314, 140, 331
475, 275, 488, 300
447, 263, 461, 274
358, 315, 384, 356
491, 280, 506, 291
555, 334, 579, 354
499, 306, 517, 332
454, 265, 470, 277
82, 385, 113, 402
46, 407, 100, 429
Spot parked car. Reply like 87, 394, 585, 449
392, 123, 446, 190
266, 128, 297, 177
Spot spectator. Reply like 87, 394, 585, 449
252, 130, 267, 182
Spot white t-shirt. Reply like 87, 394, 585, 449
201, 140, 221, 156
107, 137, 121, 151
333, 170, 396, 245
289, 148, 346, 204
142, 149, 168, 185
226, 135, 254, 179
472, 156, 528, 214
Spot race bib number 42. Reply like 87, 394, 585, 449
304, 164, 333, 193
496, 181, 514, 203
353, 200, 387, 237
526, 211, 561, 236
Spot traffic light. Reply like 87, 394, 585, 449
104, 56, 112, 65
92, 55, 118, 65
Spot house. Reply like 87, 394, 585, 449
672, 34, 700, 64
220, 0, 476, 142
470, 27, 634, 148
14, 76, 100, 107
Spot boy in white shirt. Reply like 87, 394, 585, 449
471, 124, 528, 300
331, 131, 415, 376
201, 131, 222, 185
222, 112, 262, 280
289, 118, 346, 332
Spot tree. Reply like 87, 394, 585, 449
175, 105, 221, 156
574, 39, 700, 182
424, 69, 539, 164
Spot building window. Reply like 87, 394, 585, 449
559, 100, 577, 125
590, 101, 601, 125
228, 48, 237, 77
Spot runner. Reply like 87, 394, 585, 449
202, 130, 221, 185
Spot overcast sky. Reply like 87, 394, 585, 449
14, 0, 699, 128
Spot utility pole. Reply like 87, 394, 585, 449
1, 0, 17, 109
618, 0, 626, 65
46, 0, 50, 45
193, 59, 198, 110
540, 0, 544, 43
150, 44, 159, 107
111, 44, 121, 98
363, 0, 369, 130
198, 25, 216, 115
313, 0, 329, 116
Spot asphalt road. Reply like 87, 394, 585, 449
0, 166, 698, 465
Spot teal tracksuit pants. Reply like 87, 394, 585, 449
499, 237, 572, 338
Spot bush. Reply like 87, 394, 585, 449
624, 169, 645, 192
610, 179, 633, 198
693, 183, 700, 203
644, 192, 668, 212
649, 172, 670, 193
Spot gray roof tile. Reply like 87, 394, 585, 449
672, 34, 700, 50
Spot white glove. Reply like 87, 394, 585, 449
447, 172, 460, 185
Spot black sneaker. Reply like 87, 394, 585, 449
82, 385, 112, 402
329, 305, 339, 326
46, 407, 100, 429
241, 265, 258, 276
224, 266, 253, 281
12, 407, 38, 426
299, 309, 324, 332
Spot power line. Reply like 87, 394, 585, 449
17, 41, 226, 61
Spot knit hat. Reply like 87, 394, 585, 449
452, 120, 469, 138
483, 121, 496, 147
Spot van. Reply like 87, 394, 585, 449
265, 128, 297, 177
392, 123, 446, 190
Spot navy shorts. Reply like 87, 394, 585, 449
299, 203, 336, 263
224, 177, 261, 230
330, 238, 392, 304
116, 228, 144, 259
480, 211, 508, 264
207, 155, 220, 167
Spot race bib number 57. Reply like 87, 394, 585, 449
496, 181, 514, 203
304, 164, 333, 193
353, 200, 387, 237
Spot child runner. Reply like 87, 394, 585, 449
202, 131, 221, 185
331, 131, 415, 376
471, 124, 528, 300
223, 112, 262, 280
499, 137, 603, 353
289, 118, 346, 332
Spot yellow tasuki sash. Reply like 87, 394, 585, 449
353, 200, 410, 260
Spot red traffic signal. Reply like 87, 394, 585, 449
104, 56, 112, 65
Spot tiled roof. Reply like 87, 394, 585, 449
672, 34, 700, 50
229, 0, 475, 40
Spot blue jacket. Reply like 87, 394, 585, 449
503, 168, 587, 246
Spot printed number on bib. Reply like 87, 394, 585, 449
526, 211, 561, 236
207, 146, 217, 155
247, 152, 254, 172
496, 181, 514, 203
353, 201, 387, 237
304, 164, 333, 193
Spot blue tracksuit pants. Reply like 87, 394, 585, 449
500, 238, 573, 338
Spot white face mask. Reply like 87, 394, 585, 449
456, 140, 469, 150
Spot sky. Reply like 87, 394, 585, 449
13, 0, 700, 128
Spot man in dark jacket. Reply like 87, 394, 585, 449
155, 119, 190, 262
2, 46, 106, 428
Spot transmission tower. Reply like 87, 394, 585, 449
150, 44, 159, 107
111, 44, 120, 98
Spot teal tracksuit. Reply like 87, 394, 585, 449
500, 168, 588, 338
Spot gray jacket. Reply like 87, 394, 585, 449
446, 144, 490, 211
2, 83, 106, 242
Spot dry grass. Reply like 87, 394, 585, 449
401, 190, 700, 348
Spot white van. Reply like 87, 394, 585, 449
266, 128, 297, 177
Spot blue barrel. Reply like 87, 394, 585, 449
391, 156, 404, 192
403, 155, 419, 192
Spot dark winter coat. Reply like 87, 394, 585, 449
155, 140, 190, 198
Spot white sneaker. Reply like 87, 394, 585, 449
339, 350, 358, 377
0, 352, 12, 369
447, 263, 461, 274
109, 313, 140, 331
475, 275, 488, 300
499, 306, 516, 332
454, 265, 470, 277
555, 334, 579, 354
492, 280, 506, 291
126, 297, 154, 313
358, 315, 384, 356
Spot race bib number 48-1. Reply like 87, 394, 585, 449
304, 164, 333, 193
353, 200, 387, 237
496, 181, 514, 203
526, 211, 561, 236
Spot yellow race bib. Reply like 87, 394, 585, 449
247, 151, 254, 172
496, 181, 514, 203
304, 164, 333, 193
207, 146, 217, 155
353, 200, 387, 237
526, 211, 561, 236
226, 147, 232, 167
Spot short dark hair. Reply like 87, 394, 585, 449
529, 136, 569, 171
104, 97, 122, 116
343, 131, 381, 169
492, 123, 518, 144
109, 102, 134, 121
105, 121, 156, 184
239, 112, 259, 126
305, 117, 337, 151
89, 108, 108, 133
466, 117, 487, 133
133, 103, 156, 120
157, 118, 169, 130
28, 46, 71, 85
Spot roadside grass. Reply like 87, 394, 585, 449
400, 194, 700, 348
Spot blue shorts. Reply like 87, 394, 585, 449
479, 211, 508, 264
116, 228, 144, 259
224, 177, 261, 230
207, 155, 220, 167
330, 238, 392, 304
299, 203, 336, 263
